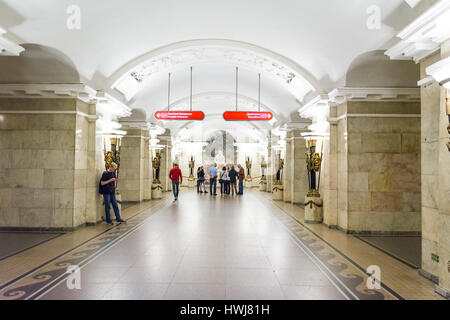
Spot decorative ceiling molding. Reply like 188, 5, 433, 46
0, 26, 25, 56
0, 83, 131, 118
426, 56, 450, 89
109, 39, 318, 103
299, 87, 420, 118
385, 0, 450, 62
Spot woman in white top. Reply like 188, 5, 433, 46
219, 166, 229, 195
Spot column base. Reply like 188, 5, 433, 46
259, 181, 267, 191
188, 178, 196, 188
272, 185, 284, 201
435, 285, 450, 299
304, 196, 323, 224
151, 184, 163, 199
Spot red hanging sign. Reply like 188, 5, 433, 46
155, 111, 205, 120
223, 111, 273, 121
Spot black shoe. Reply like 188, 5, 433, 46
106, 221, 114, 226
116, 219, 126, 224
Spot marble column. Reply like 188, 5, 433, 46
420, 39, 450, 297
322, 106, 339, 228
283, 129, 309, 204
119, 128, 149, 203
0, 98, 96, 230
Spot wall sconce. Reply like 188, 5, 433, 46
305, 138, 323, 197
274, 150, 284, 185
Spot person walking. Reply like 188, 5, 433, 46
169, 163, 183, 201
237, 164, 245, 195
219, 166, 228, 195
209, 163, 218, 196
197, 166, 207, 193
228, 165, 238, 196
99, 162, 126, 225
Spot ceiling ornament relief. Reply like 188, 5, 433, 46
112, 45, 315, 103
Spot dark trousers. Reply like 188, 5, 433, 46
220, 181, 225, 194
172, 180, 180, 198
103, 193, 121, 223
225, 181, 230, 194
197, 179, 202, 192
238, 179, 244, 195
210, 177, 217, 195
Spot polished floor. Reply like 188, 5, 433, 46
0, 189, 444, 300
356, 236, 421, 269
0, 232, 62, 261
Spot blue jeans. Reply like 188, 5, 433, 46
210, 177, 217, 195
238, 179, 244, 194
172, 180, 180, 198
103, 193, 121, 222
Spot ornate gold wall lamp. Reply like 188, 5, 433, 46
305, 139, 323, 198
274, 151, 284, 186
260, 156, 267, 181
245, 156, 252, 181
189, 155, 195, 179
152, 149, 162, 184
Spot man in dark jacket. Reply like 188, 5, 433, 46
228, 166, 238, 196
99, 162, 125, 225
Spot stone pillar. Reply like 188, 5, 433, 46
85, 104, 104, 224
159, 134, 172, 192
283, 132, 293, 202
119, 128, 149, 203
0, 98, 95, 230
143, 135, 152, 201
420, 39, 450, 297
283, 129, 309, 204
323, 107, 339, 228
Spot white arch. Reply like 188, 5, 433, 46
109, 39, 320, 103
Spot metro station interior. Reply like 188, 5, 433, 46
0, 0, 449, 301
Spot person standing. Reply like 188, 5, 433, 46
219, 166, 228, 195
225, 167, 231, 195
197, 166, 207, 193
237, 164, 245, 195
228, 165, 238, 196
169, 163, 183, 201
99, 162, 125, 225
209, 163, 218, 196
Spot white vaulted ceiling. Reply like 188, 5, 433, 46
0, 0, 437, 140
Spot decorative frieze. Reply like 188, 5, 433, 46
0, 26, 25, 56
0, 83, 131, 118
385, 0, 450, 62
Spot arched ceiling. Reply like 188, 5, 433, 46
0, 0, 437, 138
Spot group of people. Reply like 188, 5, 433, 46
196, 163, 246, 196
98, 161, 249, 225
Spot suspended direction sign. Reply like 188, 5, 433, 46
155, 111, 205, 120
223, 111, 273, 121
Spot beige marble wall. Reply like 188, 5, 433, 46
119, 128, 149, 202
330, 100, 421, 234
0, 98, 95, 230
